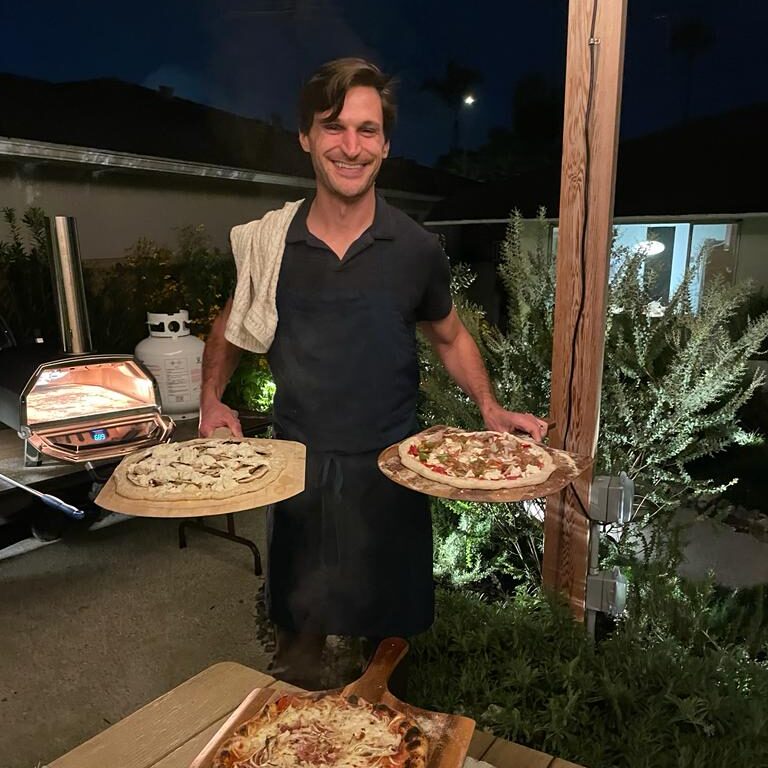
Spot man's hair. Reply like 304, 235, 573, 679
298, 58, 397, 139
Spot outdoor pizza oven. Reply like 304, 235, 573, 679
0, 347, 174, 465
0, 215, 174, 465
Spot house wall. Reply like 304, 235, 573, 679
736, 217, 768, 290
0, 162, 435, 262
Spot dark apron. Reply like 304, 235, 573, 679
265, 276, 434, 637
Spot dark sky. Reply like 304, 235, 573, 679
1, 0, 766, 165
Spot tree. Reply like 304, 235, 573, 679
421, 60, 483, 152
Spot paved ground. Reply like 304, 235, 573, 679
0, 510, 272, 768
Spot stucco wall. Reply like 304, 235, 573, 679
0, 162, 434, 262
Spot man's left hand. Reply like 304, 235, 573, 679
481, 403, 549, 442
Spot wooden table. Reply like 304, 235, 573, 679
46, 662, 583, 768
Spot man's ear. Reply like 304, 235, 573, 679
383, 140, 390, 158
299, 132, 310, 153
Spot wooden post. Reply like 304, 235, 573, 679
544, 0, 628, 619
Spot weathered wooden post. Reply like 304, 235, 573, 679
544, 0, 628, 619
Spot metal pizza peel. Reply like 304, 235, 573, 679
190, 637, 475, 768
94, 426, 306, 517
378, 424, 592, 503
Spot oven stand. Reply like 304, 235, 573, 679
178, 514, 262, 575
176, 417, 272, 576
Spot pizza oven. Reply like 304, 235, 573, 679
0, 215, 174, 466
0, 346, 174, 465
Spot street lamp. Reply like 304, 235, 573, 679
463, 94, 476, 106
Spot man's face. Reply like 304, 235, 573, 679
299, 85, 390, 201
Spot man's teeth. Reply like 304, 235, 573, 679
334, 161, 364, 169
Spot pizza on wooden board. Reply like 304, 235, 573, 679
212, 692, 428, 768
398, 427, 556, 490
112, 438, 286, 501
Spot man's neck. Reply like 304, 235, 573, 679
307, 187, 377, 244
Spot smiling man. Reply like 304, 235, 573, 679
199, 58, 547, 691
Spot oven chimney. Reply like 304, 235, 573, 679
47, 216, 93, 354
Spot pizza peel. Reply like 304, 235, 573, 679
94, 427, 306, 518
190, 637, 475, 768
378, 424, 593, 503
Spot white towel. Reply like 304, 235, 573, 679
225, 199, 304, 353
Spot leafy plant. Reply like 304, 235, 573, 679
223, 354, 276, 413
421, 210, 768, 585
0, 206, 60, 345
410, 585, 768, 768
84, 224, 236, 352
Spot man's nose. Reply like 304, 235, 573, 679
341, 129, 361, 157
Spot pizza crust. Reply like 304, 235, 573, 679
212, 692, 428, 768
113, 438, 286, 501
398, 428, 556, 490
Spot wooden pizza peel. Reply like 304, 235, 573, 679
378, 424, 592, 503
190, 637, 475, 768
94, 427, 306, 518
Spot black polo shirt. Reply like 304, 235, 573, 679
266, 193, 452, 454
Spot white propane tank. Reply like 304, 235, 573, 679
134, 310, 205, 420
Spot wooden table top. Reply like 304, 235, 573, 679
46, 662, 583, 768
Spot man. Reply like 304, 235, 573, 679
199, 58, 548, 689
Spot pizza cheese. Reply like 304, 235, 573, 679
113, 438, 286, 501
398, 428, 556, 490
212, 692, 428, 768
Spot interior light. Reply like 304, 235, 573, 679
635, 240, 665, 256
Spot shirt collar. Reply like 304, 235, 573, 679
284, 192, 396, 244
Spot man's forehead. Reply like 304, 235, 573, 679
315, 86, 384, 123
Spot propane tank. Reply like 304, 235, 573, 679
134, 310, 205, 420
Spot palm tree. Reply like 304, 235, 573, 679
421, 60, 483, 151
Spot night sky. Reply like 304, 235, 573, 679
1, 0, 766, 165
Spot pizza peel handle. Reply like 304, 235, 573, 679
343, 636, 409, 701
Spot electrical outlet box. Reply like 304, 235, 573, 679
586, 566, 627, 617
589, 472, 634, 523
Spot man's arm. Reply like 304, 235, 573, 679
419, 307, 548, 441
199, 298, 244, 437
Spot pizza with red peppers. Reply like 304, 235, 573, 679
212, 692, 428, 768
398, 428, 556, 490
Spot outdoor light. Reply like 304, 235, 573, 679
463, 94, 476, 106
635, 239, 665, 256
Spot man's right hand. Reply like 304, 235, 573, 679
199, 398, 243, 438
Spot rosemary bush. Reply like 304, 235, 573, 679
422, 210, 768, 584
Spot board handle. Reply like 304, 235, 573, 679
212, 427, 234, 438
343, 637, 408, 701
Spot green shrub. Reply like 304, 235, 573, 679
410, 585, 768, 768
422, 210, 768, 585
0, 207, 59, 344
84, 225, 236, 352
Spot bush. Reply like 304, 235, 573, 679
422, 210, 768, 584
0, 207, 59, 345
410, 585, 768, 768
84, 225, 236, 352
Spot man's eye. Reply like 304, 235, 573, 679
361, 127, 378, 136
324, 123, 342, 132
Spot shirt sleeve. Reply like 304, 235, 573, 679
415, 235, 453, 322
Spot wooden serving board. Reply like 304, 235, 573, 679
94, 437, 306, 518
378, 425, 592, 503
190, 637, 475, 768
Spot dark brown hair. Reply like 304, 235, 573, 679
298, 58, 397, 139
